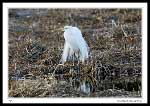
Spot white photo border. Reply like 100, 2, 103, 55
3, 3, 147, 103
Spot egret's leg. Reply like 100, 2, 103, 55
77, 53, 80, 74
73, 53, 75, 66
69, 66, 74, 86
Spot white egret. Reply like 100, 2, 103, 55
61, 26, 89, 64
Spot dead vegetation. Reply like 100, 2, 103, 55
8, 9, 141, 97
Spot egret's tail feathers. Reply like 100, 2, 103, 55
61, 43, 69, 64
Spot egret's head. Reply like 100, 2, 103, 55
64, 26, 72, 31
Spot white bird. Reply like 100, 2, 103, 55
61, 26, 89, 64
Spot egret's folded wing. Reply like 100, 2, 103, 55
79, 41, 89, 59
72, 27, 89, 60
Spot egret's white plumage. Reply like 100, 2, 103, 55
61, 26, 89, 64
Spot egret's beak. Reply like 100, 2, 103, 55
59, 28, 64, 38
59, 28, 64, 31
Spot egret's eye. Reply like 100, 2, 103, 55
64, 26, 72, 30
64, 27, 68, 30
